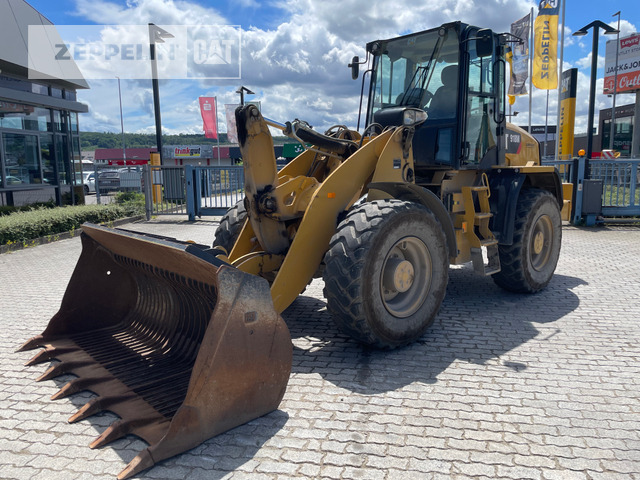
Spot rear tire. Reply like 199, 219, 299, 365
212, 200, 248, 253
323, 199, 449, 349
493, 188, 562, 293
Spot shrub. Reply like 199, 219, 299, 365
0, 202, 144, 246
0, 201, 56, 217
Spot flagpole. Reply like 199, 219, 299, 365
215, 97, 221, 166
528, 6, 534, 133
555, 0, 566, 159
545, 89, 550, 157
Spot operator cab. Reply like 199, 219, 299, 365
364, 22, 506, 173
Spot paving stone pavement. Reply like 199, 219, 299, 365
1, 218, 639, 480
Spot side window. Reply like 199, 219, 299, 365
464, 40, 497, 165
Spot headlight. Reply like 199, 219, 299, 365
403, 108, 428, 126
373, 106, 428, 128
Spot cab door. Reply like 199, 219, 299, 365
461, 30, 505, 168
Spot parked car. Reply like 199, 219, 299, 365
97, 170, 120, 195
82, 172, 96, 195
5, 175, 24, 185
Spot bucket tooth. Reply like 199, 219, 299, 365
118, 449, 155, 480
51, 376, 108, 400
36, 363, 65, 382
17, 335, 45, 352
90, 416, 159, 449
26, 348, 56, 367
36, 360, 92, 382
69, 394, 136, 423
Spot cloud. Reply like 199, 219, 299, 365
72, 0, 636, 147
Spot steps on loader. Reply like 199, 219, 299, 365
458, 185, 501, 276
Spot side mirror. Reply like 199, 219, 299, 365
349, 55, 360, 80
476, 29, 494, 57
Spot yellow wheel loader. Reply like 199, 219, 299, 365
20, 21, 563, 479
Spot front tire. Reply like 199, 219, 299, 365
323, 199, 449, 349
493, 188, 562, 293
212, 200, 247, 253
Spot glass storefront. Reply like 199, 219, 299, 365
3, 134, 40, 185
0, 99, 81, 198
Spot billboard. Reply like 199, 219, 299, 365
557, 68, 578, 160
604, 33, 640, 94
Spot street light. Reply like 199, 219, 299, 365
573, 20, 619, 176
116, 76, 126, 165
609, 11, 621, 150
148, 23, 174, 162
236, 86, 254, 106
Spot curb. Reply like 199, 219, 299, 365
0, 215, 145, 255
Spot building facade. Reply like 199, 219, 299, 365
0, 0, 88, 207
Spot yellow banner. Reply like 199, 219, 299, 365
532, 1, 559, 90
557, 68, 577, 159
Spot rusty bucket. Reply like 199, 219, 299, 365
19, 224, 292, 479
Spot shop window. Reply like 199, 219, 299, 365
3, 133, 41, 185
70, 112, 79, 133
32, 83, 49, 95
40, 134, 56, 184
0, 102, 52, 131
55, 134, 70, 185
53, 110, 65, 132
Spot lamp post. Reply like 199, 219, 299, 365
609, 11, 621, 150
116, 76, 126, 165
573, 20, 619, 177
148, 24, 174, 162
236, 86, 254, 106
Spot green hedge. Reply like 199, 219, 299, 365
0, 201, 144, 246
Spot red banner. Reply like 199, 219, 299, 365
199, 97, 217, 139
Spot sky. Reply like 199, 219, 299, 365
23, 0, 639, 139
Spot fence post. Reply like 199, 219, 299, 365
572, 156, 586, 225
143, 164, 152, 220
185, 165, 196, 221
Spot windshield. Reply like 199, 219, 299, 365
368, 27, 460, 122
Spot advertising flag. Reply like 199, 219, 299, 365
509, 13, 531, 96
225, 104, 240, 144
532, 0, 560, 90
557, 68, 577, 160
224, 102, 261, 144
199, 97, 217, 139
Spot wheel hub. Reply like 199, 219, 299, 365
533, 231, 545, 255
380, 237, 431, 318
530, 215, 553, 271
383, 258, 415, 293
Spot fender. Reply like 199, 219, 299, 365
487, 168, 563, 246
368, 182, 458, 258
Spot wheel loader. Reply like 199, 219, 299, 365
20, 21, 563, 479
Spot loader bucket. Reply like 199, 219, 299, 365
18, 224, 292, 480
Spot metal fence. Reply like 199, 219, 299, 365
139, 159, 638, 223
187, 166, 244, 219
543, 157, 640, 221
143, 165, 188, 218
140, 165, 244, 220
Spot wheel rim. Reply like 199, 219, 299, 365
380, 236, 431, 318
529, 214, 553, 271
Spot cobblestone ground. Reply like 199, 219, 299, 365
1, 219, 639, 480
